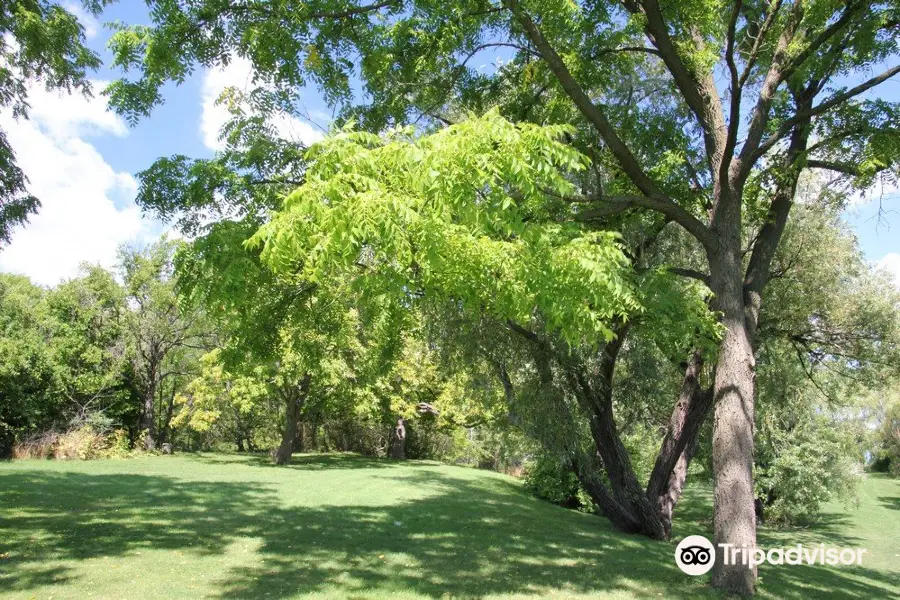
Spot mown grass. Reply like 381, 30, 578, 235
0, 453, 897, 599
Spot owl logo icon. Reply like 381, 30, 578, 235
675, 535, 716, 575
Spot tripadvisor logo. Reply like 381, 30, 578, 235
675, 535, 868, 576
676, 535, 716, 575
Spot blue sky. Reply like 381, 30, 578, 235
0, 3, 897, 286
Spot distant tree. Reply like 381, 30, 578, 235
874, 397, 900, 475
0, 274, 55, 456
44, 265, 130, 423
170, 349, 277, 452
119, 238, 209, 450
176, 220, 373, 464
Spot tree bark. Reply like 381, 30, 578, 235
563, 328, 667, 539
157, 384, 177, 446
708, 234, 758, 595
141, 373, 157, 451
273, 374, 311, 465
647, 352, 713, 538
389, 418, 407, 459
571, 451, 644, 533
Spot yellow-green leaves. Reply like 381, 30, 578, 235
252, 111, 635, 346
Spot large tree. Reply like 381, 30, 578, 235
119, 238, 209, 450
106, 1, 899, 593
250, 114, 722, 535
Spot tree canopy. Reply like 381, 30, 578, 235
1, 2, 898, 596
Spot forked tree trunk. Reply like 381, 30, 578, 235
513, 321, 713, 542
273, 374, 311, 465
647, 352, 713, 538
564, 331, 712, 540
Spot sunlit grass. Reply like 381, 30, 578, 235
0, 454, 896, 598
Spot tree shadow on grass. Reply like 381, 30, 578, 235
877, 495, 900, 511
0, 463, 896, 599
188, 451, 422, 471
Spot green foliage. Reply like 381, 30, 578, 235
0, 274, 58, 455
750, 201, 900, 524
118, 238, 210, 447
252, 112, 693, 348
755, 410, 862, 527
523, 452, 580, 507
871, 395, 900, 476
171, 349, 278, 449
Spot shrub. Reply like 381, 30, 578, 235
405, 419, 456, 460
12, 431, 59, 459
12, 425, 134, 460
55, 426, 108, 460
0, 422, 14, 459
318, 419, 391, 456
101, 429, 132, 458
871, 400, 900, 476
523, 452, 581, 506
756, 413, 861, 526
451, 427, 532, 475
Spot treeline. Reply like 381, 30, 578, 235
0, 240, 204, 456
2, 199, 899, 530
0, 238, 527, 469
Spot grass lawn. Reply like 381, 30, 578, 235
1, 454, 897, 599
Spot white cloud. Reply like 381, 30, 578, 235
64, 2, 100, 40
200, 56, 324, 152
877, 253, 900, 289
0, 83, 157, 286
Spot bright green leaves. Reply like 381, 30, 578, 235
637, 268, 723, 361
251, 111, 644, 346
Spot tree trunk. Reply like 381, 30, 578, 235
157, 384, 177, 446
273, 374, 311, 465
389, 418, 406, 459
508, 320, 712, 541
236, 437, 245, 452
564, 332, 667, 540
708, 238, 758, 595
647, 352, 713, 538
141, 377, 157, 451
571, 451, 644, 532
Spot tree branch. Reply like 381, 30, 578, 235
306, 0, 399, 19
779, 0, 868, 82
754, 63, 900, 159
573, 195, 711, 242
504, 0, 713, 248
667, 267, 711, 286
626, 0, 728, 174
805, 159, 863, 176
733, 3, 803, 182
